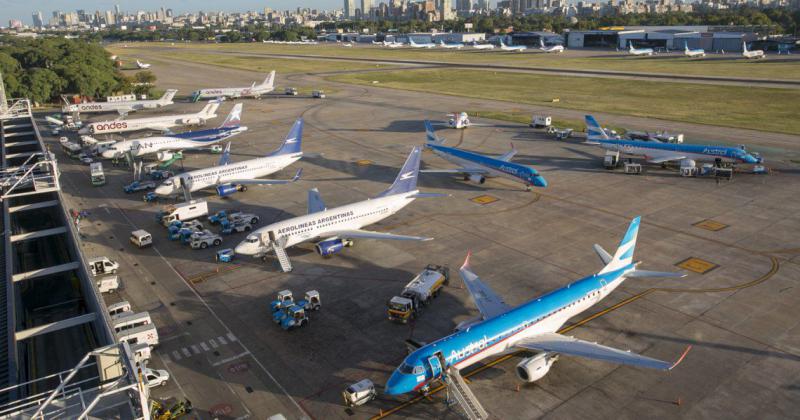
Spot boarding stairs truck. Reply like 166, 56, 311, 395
157, 200, 209, 227
387, 265, 449, 323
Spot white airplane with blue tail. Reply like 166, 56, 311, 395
585, 115, 762, 165
628, 42, 654, 56
421, 120, 547, 190
499, 39, 527, 52
385, 217, 692, 409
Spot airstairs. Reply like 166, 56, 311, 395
272, 237, 293, 272
445, 367, 488, 420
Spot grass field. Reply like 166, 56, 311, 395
117, 42, 800, 81
329, 69, 800, 134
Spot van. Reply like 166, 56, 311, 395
107, 301, 132, 318
131, 342, 152, 364
117, 323, 159, 348
130, 230, 153, 248
113, 311, 152, 333
96, 275, 120, 293
88, 257, 119, 276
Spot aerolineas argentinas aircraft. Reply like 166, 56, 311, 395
499, 39, 527, 52
742, 42, 765, 59
422, 120, 547, 190
684, 43, 706, 58
63, 90, 176, 115
628, 42, 654, 56
190, 71, 276, 102
100, 104, 247, 161
385, 217, 692, 406
154, 118, 304, 198
234, 146, 441, 271
438, 40, 465, 49
539, 38, 564, 53
409, 38, 436, 49
79, 101, 220, 135
585, 115, 762, 165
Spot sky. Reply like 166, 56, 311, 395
1, 0, 337, 26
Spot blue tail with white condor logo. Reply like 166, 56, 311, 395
268, 118, 303, 156
385, 217, 691, 409
376, 146, 422, 198
421, 120, 547, 190
584, 115, 762, 165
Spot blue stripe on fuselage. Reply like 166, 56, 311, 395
429, 144, 538, 181
171, 127, 238, 142
599, 139, 741, 160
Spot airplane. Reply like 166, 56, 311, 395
742, 42, 765, 59
342, 42, 353, 47
191, 71, 276, 102
422, 120, 547, 190
436, 112, 490, 129
438, 40, 465, 49
499, 39, 527, 52
136, 60, 151, 69
471, 42, 495, 50
628, 42, 654, 56
385, 217, 692, 405
683, 43, 706, 58
585, 115, 762, 165
539, 39, 564, 53
409, 38, 436, 49
79, 101, 220, 135
154, 118, 304, 198
63, 89, 177, 115
386, 41, 404, 48
100, 104, 247, 161
234, 146, 442, 271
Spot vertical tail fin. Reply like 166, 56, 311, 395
599, 217, 640, 274
540, 38, 545, 48
585, 115, 610, 141
269, 118, 303, 156
218, 142, 232, 166
742, 42, 748, 53
377, 146, 422, 198
201, 100, 221, 117
220, 103, 243, 128
262, 70, 276, 88
160, 89, 177, 103
424, 120, 445, 145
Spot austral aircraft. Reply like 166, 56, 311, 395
683, 43, 706, 58
742, 42, 765, 59
154, 117, 304, 198
190, 71, 276, 102
499, 39, 527, 52
438, 40, 465, 49
539, 38, 565, 53
409, 38, 437, 49
585, 115, 762, 165
63, 90, 176, 115
234, 146, 442, 272
385, 217, 691, 417
628, 42, 655, 56
79, 101, 220, 135
100, 104, 246, 160
421, 120, 547, 190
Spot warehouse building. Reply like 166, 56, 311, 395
567, 26, 759, 51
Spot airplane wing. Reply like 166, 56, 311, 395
647, 154, 687, 164
116, 109, 131, 116
307, 188, 326, 214
421, 168, 487, 175
226, 168, 302, 185
144, 123, 174, 132
496, 143, 518, 162
329, 229, 432, 242
459, 252, 512, 320
514, 332, 691, 371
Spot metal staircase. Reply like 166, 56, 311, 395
272, 237, 293, 273
445, 367, 488, 420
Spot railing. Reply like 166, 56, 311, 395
0, 156, 60, 201
0, 99, 32, 120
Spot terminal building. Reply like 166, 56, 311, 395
0, 80, 149, 418
567, 26, 759, 51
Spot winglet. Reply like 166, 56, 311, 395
669, 345, 692, 370
291, 168, 303, 182
461, 250, 472, 270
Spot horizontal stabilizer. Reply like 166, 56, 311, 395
593, 244, 612, 265
408, 192, 449, 198
626, 270, 686, 278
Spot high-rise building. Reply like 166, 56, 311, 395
105, 10, 116, 25
32, 11, 44, 28
115, 4, 121, 15
439, 0, 454, 19
344, 0, 356, 18
361, 0, 373, 19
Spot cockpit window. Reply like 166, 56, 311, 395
413, 366, 424, 375
163, 180, 173, 186
245, 236, 258, 243
399, 362, 415, 374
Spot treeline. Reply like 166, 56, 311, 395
0, 37, 155, 104
98, 24, 318, 43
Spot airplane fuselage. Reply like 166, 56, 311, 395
68, 101, 165, 114
83, 112, 214, 135
598, 139, 759, 164
100, 127, 245, 159
194, 86, 273, 101
428, 144, 547, 188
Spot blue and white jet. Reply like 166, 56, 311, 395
585, 115, 762, 165
385, 217, 692, 402
421, 120, 547, 190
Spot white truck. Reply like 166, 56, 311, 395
387, 265, 449, 323
130, 230, 153, 248
158, 200, 209, 226
190, 230, 223, 249
117, 323, 159, 348
88, 257, 119, 276
530, 115, 552, 128
90, 162, 105, 186
96, 275, 120, 293
108, 301, 132, 319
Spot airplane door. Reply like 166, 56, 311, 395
427, 355, 443, 379
268, 231, 276, 243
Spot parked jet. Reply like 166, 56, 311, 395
683, 43, 706, 58
234, 146, 441, 272
422, 120, 547, 190
585, 115, 762, 165
539, 39, 564, 53
154, 118, 304, 198
500, 39, 527, 52
136, 60, 152, 69
100, 104, 247, 160
80, 101, 220, 135
628, 42, 654, 56
385, 217, 691, 407
191, 71, 276, 102
439, 40, 465, 49
409, 38, 436, 49
742, 42, 765, 59
64, 90, 177, 115
471, 42, 495, 50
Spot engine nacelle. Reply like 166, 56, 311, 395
181, 117, 201, 125
454, 315, 483, 332
515, 353, 558, 383
315, 239, 345, 257
216, 183, 244, 197
468, 174, 486, 184
679, 158, 696, 169
157, 151, 174, 161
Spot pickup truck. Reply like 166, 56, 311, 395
124, 180, 156, 194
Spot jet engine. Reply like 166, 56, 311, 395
216, 183, 246, 197
157, 151, 174, 161
181, 117, 202, 125
468, 174, 486, 184
515, 353, 558, 383
679, 158, 696, 169
315, 239, 346, 257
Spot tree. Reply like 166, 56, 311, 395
25, 68, 65, 103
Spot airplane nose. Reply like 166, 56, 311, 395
234, 242, 252, 255
384, 371, 405, 395
533, 176, 548, 188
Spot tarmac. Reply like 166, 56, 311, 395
49, 56, 800, 419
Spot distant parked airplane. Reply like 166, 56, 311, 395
191, 71, 276, 102
500, 39, 527, 52
438, 40, 465, 49
742, 42, 765, 59
539, 39, 564, 53
409, 38, 436, 49
136, 60, 151, 69
79, 101, 220, 135
628, 42, 654, 56
683, 43, 706, 58
471, 42, 495, 50
64, 90, 176, 115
